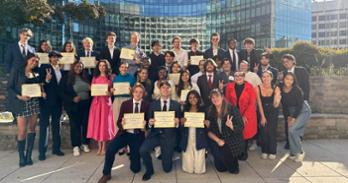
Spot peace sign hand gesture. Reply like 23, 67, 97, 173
45, 68, 52, 81
225, 115, 234, 130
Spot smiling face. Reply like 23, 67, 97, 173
234, 72, 245, 85
139, 69, 148, 81
130, 33, 139, 46
282, 58, 295, 70
173, 38, 181, 49
260, 56, 270, 66
190, 42, 199, 51
165, 53, 174, 64
160, 84, 171, 98
158, 69, 167, 80
188, 93, 198, 106
283, 74, 294, 88
106, 35, 116, 46
181, 72, 190, 83
205, 62, 215, 73
222, 60, 231, 72
211, 93, 223, 107
211, 35, 220, 47
228, 40, 237, 49
244, 42, 254, 52
49, 56, 59, 66
262, 72, 272, 85
19, 31, 31, 43
27, 57, 38, 69
171, 63, 181, 73
40, 42, 50, 52
239, 62, 249, 72
132, 86, 144, 101
119, 63, 128, 75
83, 40, 92, 51
64, 43, 73, 52
74, 63, 83, 75
99, 61, 107, 74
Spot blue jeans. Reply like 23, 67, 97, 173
288, 101, 311, 155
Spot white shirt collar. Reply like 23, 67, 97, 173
133, 98, 142, 104
288, 66, 295, 73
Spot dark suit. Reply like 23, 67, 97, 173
38, 64, 64, 156
197, 72, 220, 106
140, 99, 181, 174
148, 52, 165, 82
5, 42, 35, 73
284, 66, 310, 101
239, 49, 263, 72
77, 50, 99, 79
226, 49, 240, 72
103, 99, 149, 176
203, 47, 227, 61
99, 46, 120, 75
257, 65, 279, 85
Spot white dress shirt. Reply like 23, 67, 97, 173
206, 72, 214, 83
288, 66, 295, 73
128, 99, 142, 133
52, 64, 62, 84
18, 42, 28, 56
229, 48, 239, 70
160, 98, 170, 111
108, 46, 115, 59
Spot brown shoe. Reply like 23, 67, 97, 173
98, 175, 111, 183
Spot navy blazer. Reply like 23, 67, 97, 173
226, 49, 241, 72
99, 46, 121, 75
5, 42, 35, 72
147, 99, 182, 138
39, 64, 64, 107
284, 66, 310, 101
197, 72, 220, 106
203, 47, 227, 61
180, 106, 208, 151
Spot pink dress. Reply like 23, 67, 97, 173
87, 76, 116, 141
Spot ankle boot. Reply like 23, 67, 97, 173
17, 139, 26, 167
26, 133, 36, 165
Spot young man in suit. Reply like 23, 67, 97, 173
5, 28, 36, 73
38, 51, 65, 161
148, 40, 165, 83
239, 37, 263, 72
139, 81, 181, 181
99, 32, 120, 75
204, 32, 226, 61
227, 38, 240, 72
77, 37, 99, 79
257, 52, 278, 85
197, 59, 223, 107
98, 84, 149, 183
282, 54, 310, 149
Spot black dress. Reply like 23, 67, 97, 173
259, 86, 279, 155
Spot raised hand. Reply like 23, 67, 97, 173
218, 80, 224, 90
225, 115, 234, 130
45, 68, 52, 81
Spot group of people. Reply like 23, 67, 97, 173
5, 28, 312, 182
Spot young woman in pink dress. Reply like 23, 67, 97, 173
87, 60, 116, 155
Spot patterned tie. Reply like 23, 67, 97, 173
208, 74, 212, 89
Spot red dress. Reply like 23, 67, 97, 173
225, 81, 257, 140
87, 76, 116, 141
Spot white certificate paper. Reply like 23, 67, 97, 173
120, 48, 135, 60
80, 57, 96, 68
123, 113, 145, 129
60, 52, 75, 65
21, 84, 42, 98
169, 73, 180, 85
180, 89, 190, 101
184, 112, 205, 128
190, 55, 204, 65
37, 53, 49, 64
154, 111, 175, 128
91, 84, 108, 96
113, 82, 131, 95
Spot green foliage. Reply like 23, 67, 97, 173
310, 65, 348, 76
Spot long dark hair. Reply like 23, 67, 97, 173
177, 70, 192, 97
37, 40, 52, 53
94, 59, 112, 77
137, 67, 152, 86
67, 61, 90, 85
282, 72, 303, 94
184, 90, 202, 112
61, 40, 76, 53
208, 89, 229, 119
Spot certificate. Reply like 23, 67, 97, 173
180, 89, 190, 101
91, 84, 108, 96
190, 55, 204, 65
154, 111, 175, 128
60, 52, 75, 65
184, 112, 205, 128
37, 53, 49, 64
120, 48, 135, 60
113, 82, 130, 95
21, 84, 41, 98
0, 112, 14, 123
169, 73, 180, 85
123, 113, 145, 129
80, 57, 96, 68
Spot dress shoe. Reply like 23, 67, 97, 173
142, 172, 153, 181
97, 175, 111, 183
52, 150, 65, 156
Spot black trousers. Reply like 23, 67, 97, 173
139, 133, 176, 174
103, 132, 144, 176
66, 99, 90, 147
259, 107, 279, 154
211, 143, 239, 173
39, 104, 62, 155
284, 114, 289, 146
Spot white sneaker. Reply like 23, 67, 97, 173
288, 154, 296, 160
73, 146, 80, 157
261, 153, 268, 159
269, 154, 276, 160
81, 144, 90, 153
294, 152, 305, 162
249, 142, 257, 151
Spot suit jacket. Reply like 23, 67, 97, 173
39, 64, 64, 107
284, 66, 310, 101
226, 49, 240, 72
148, 52, 165, 82
257, 65, 279, 85
197, 72, 220, 106
147, 99, 181, 138
99, 46, 121, 75
5, 42, 35, 72
239, 49, 263, 72
116, 99, 149, 136
77, 50, 99, 79
225, 82, 257, 139
203, 47, 227, 61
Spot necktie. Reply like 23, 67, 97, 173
208, 74, 212, 89
87, 51, 90, 57
162, 100, 167, 111
232, 50, 237, 70
134, 103, 139, 113
21, 45, 26, 57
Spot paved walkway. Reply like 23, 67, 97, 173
0, 140, 347, 183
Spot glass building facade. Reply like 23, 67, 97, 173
0, 0, 311, 64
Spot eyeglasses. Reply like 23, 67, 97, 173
234, 74, 244, 78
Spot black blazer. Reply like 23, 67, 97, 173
188, 50, 204, 75
39, 64, 64, 107
257, 65, 279, 85
116, 99, 149, 136
284, 66, 310, 101
7, 68, 41, 115
239, 49, 263, 72
60, 74, 91, 112
226, 49, 240, 72
203, 47, 227, 61
197, 72, 220, 106
148, 52, 165, 83
5, 42, 35, 72
99, 46, 121, 75
147, 99, 182, 138
207, 104, 244, 158
180, 106, 208, 151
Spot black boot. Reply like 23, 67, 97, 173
26, 133, 36, 165
17, 139, 26, 167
